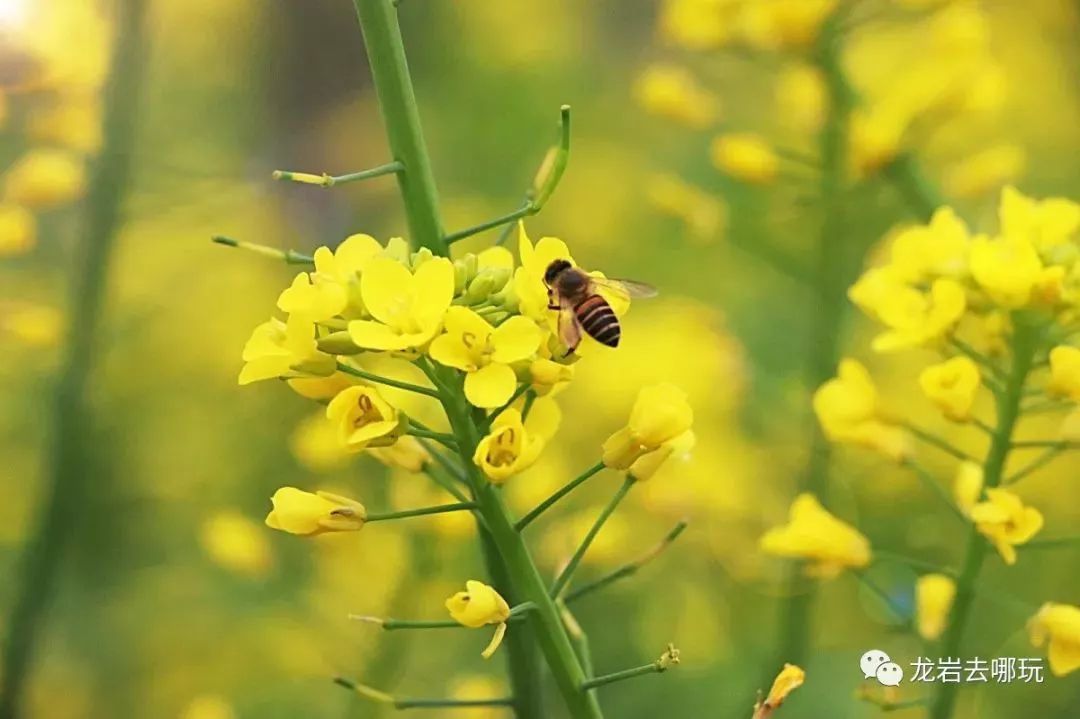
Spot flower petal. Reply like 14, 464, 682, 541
465, 363, 517, 408
361, 257, 414, 326
348, 319, 411, 351
429, 334, 477, 371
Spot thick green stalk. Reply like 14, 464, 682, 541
0, 1, 147, 717
351, 0, 446, 255
446, 399, 603, 719
928, 319, 1039, 719
774, 8, 854, 668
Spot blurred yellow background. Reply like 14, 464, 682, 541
2, 0, 1080, 717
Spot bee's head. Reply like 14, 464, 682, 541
544, 259, 573, 286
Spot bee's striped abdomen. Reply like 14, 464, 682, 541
574, 294, 620, 347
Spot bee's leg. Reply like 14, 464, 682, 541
547, 302, 560, 310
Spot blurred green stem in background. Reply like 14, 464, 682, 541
774, 5, 855, 671
884, 153, 944, 223
347, 2, 603, 716
929, 318, 1040, 719
0, 0, 148, 717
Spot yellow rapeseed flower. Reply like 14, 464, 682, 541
915, 574, 956, 641
238, 315, 336, 385
646, 173, 726, 244
953, 462, 983, 515
347, 255, 454, 350
264, 487, 366, 536
628, 428, 695, 482
4, 148, 86, 209
944, 145, 1025, 199
657, 0, 730, 50
429, 306, 543, 408
813, 359, 909, 461
634, 64, 719, 128
760, 493, 871, 578
0, 203, 36, 256
311, 233, 383, 317
325, 385, 403, 452
1028, 603, 1080, 676
919, 356, 981, 421
709, 133, 779, 184
26, 94, 103, 154
445, 580, 511, 659
473, 408, 545, 484
775, 63, 825, 133
602, 383, 694, 470
529, 357, 574, 396
848, 271, 965, 351
753, 663, 805, 718
970, 489, 1043, 565
277, 271, 347, 321
999, 185, 1080, 252
514, 223, 575, 326
1047, 346, 1080, 401
888, 207, 971, 282
969, 235, 1042, 308
0, 301, 62, 348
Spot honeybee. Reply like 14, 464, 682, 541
544, 259, 657, 354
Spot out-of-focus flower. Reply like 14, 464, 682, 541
448, 676, 508, 719
657, 0, 730, 50
970, 489, 1043, 565
1048, 346, 1080, 401
180, 695, 237, 719
368, 436, 430, 473
1028, 603, 1080, 676
429, 306, 542, 408
969, 235, 1042, 308
645, 173, 726, 244
26, 95, 103, 154
760, 493, 871, 578
326, 385, 403, 451
943, 145, 1026, 199
813, 360, 909, 461
290, 412, 351, 473
0, 203, 36, 256
709, 133, 779, 184
953, 462, 983, 515
634, 64, 719, 128
0, 301, 62, 347
445, 580, 511, 658
753, 663, 805, 718
848, 272, 965, 351
602, 383, 694, 470
887, 207, 971, 282
3, 148, 86, 209
238, 315, 336, 385
915, 574, 956, 641
919, 356, 980, 421
849, 108, 905, 176
999, 186, 1080, 252
775, 63, 825, 133
265, 487, 366, 536
347, 255, 454, 350
473, 408, 544, 484
200, 511, 273, 577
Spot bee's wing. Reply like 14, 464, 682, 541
556, 303, 583, 355
588, 276, 659, 300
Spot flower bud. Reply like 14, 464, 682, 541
317, 330, 363, 355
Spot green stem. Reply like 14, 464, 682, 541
1004, 446, 1065, 485
775, 6, 853, 671
351, 0, 446, 256
580, 662, 667, 691
928, 318, 1040, 719
0, 2, 147, 717
883, 153, 944, 222
335, 677, 515, 709
406, 428, 458, 447
900, 422, 976, 462
550, 478, 635, 599
902, 459, 966, 523
516, 461, 606, 531
1023, 536, 1080, 550
445, 398, 603, 719
336, 362, 440, 398
365, 502, 476, 522
211, 236, 314, 264
272, 161, 403, 187
565, 521, 688, 603
446, 203, 532, 245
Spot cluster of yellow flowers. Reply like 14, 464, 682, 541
240, 224, 695, 661
0, 1, 108, 258
635, 0, 1020, 243
759, 186, 1080, 677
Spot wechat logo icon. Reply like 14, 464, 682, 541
861, 649, 904, 687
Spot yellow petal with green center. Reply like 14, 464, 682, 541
465, 363, 517, 408
361, 257, 414, 327
491, 316, 543, 363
